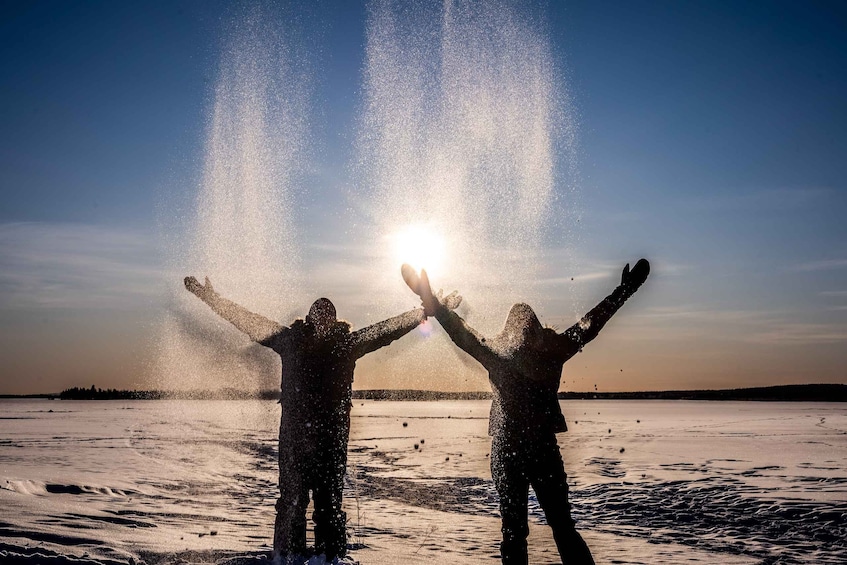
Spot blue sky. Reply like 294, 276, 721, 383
1, 0, 845, 394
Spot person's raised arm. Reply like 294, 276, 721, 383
184, 276, 286, 346
559, 259, 650, 356
350, 307, 426, 359
433, 303, 496, 368
401, 265, 493, 368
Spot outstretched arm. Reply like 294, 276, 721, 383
184, 276, 286, 346
351, 308, 426, 358
401, 264, 493, 368
433, 306, 495, 368
560, 259, 650, 356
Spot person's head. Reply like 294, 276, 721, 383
306, 298, 337, 335
502, 303, 544, 346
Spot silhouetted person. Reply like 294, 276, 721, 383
184, 276, 458, 561
403, 259, 650, 565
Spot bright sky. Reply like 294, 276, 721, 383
1, 0, 845, 395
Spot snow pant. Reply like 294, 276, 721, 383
274, 432, 309, 558
311, 450, 348, 559
490, 433, 595, 565
273, 424, 348, 560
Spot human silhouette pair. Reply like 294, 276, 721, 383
185, 257, 649, 564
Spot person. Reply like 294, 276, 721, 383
184, 275, 460, 562
403, 259, 650, 565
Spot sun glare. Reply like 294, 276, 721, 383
393, 224, 447, 277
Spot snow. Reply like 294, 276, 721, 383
1, 399, 845, 564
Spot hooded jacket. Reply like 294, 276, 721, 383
434, 286, 633, 440
193, 290, 425, 444
261, 310, 424, 444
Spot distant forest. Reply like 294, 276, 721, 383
2, 383, 843, 402
357, 384, 847, 402
53, 386, 279, 401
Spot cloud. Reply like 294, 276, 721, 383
541, 249, 689, 279
793, 259, 847, 272
820, 290, 847, 297
0, 222, 160, 312
628, 305, 847, 345
745, 323, 847, 345
539, 272, 609, 284
633, 306, 767, 323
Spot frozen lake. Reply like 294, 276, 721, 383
1, 399, 845, 564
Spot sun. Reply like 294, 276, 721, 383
392, 223, 447, 277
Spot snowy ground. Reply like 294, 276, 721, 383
1, 399, 845, 564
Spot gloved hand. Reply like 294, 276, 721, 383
184, 276, 216, 300
620, 259, 650, 295
436, 289, 462, 311
401, 264, 461, 316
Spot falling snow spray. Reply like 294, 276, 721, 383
155, 8, 309, 393
351, 0, 575, 390
155, 1, 576, 394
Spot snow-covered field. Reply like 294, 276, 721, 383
1, 399, 845, 564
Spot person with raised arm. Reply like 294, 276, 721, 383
403, 259, 650, 565
184, 275, 461, 562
